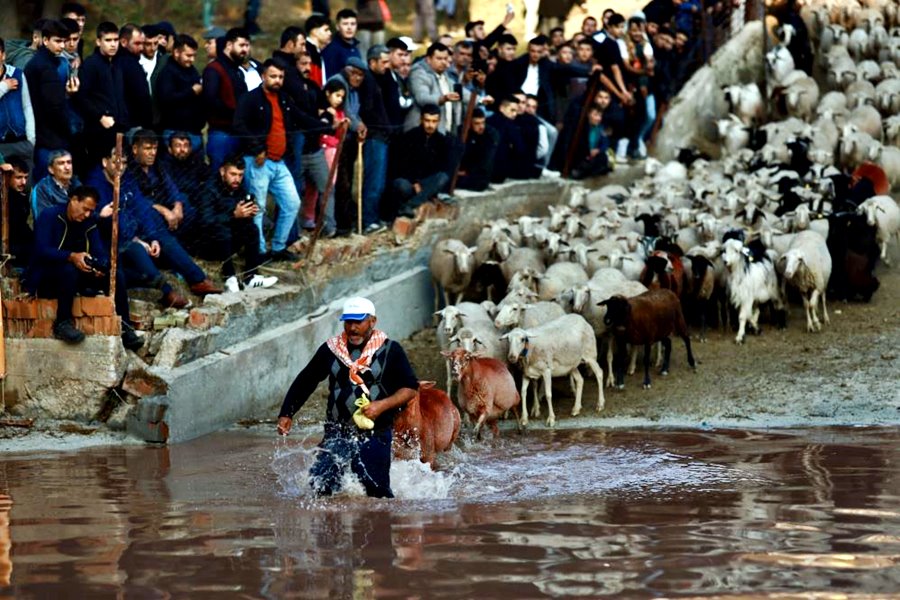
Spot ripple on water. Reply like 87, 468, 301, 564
271, 430, 769, 508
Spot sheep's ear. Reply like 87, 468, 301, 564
597, 299, 609, 307
473, 337, 485, 348
499, 332, 509, 340
484, 259, 498, 265
439, 350, 453, 357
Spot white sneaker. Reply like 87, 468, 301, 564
245, 274, 278, 289
615, 138, 630, 163
224, 276, 240, 293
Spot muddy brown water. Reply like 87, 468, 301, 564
4, 427, 900, 598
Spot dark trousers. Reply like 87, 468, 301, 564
334, 133, 358, 231
195, 220, 263, 279
121, 241, 168, 291
36, 263, 130, 324
392, 172, 450, 213
308, 424, 394, 498
156, 231, 206, 285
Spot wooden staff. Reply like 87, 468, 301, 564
357, 138, 364, 235
448, 84, 481, 194
1, 170, 8, 263
109, 133, 123, 301
305, 121, 349, 261
0, 171, 8, 384
562, 73, 601, 179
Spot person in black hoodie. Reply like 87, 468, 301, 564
26, 185, 143, 350
203, 27, 250, 170
486, 96, 528, 184
157, 34, 205, 151
76, 21, 129, 174
25, 19, 78, 179
456, 109, 498, 192
115, 24, 153, 130
193, 156, 278, 292
389, 104, 450, 219
160, 133, 212, 199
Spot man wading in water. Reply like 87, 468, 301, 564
277, 297, 418, 498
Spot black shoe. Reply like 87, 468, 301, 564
363, 221, 387, 235
335, 227, 352, 238
121, 326, 144, 352
53, 319, 85, 344
397, 206, 416, 218
271, 249, 300, 262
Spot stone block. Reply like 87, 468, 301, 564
188, 307, 223, 330
74, 296, 116, 317
122, 365, 169, 398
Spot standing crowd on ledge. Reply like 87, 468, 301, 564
0, 1, 714, 346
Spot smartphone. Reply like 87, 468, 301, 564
506, 2, 514, 14
453, 82, 462, 96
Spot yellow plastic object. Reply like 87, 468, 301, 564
352, 394, 375, 430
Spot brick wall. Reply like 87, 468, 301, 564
3, 296, 122, 338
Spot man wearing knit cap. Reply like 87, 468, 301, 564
277, 296, 418, 498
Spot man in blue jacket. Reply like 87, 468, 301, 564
26, 185, 143, 350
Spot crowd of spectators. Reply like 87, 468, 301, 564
0, 1, 707, 346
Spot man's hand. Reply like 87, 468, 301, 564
65, 76, 79, 95
2, 78, 19, 91
192, 82, 202, 95
255, 151, 266, 167
589, 148, 600, 157
148, 240, 161, 257
99, 204, 113, 218
155, 205, 179, 230
503, 7, 515, 26
622, 90, 635, 106
413, 182, 423, 194
0, 163, 12, 173
590, 64, 603, 74
172, 201, 185, 225
100, 115, 115, 129
357, 122, 368, 140
360, 399, 387, 420
69, 252, 92, 273
233, 200, 257, 218
480, 94, 494, 105
277, 416, 293, 436
440, 92, 460, 104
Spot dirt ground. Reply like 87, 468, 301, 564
401, 250, 900, 431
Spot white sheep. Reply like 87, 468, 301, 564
776, 231, 833, 332
429, 239, 475, 310
503, 313, 605, 426
848, 104, 884, 139
493, 301, 566, 330
884, 114, 900, 146
858, 195, 900, 264
435, 302, 494, 396
537, 261, 589, 301
867, 145, 900, 190
723, 83, 764, 125
721, 238, 785, 344
717, 115, 751, 155
500, 247, 546, 283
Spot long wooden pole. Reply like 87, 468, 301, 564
563, 73, 601, 179
109, 133, 123, 301
448, 86, 480, 194
357, 138, 364, 235
305, 122, 349, 261
1, 171, 8, 262
0, 172, 8, 384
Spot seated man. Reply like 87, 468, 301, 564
389, 104, 451, 219
4, 157, 35, 269
193, 156, 278, 292
159, 132, 212, 201
524, 94, 559, 172
125, 129, 197, 239
569, 104, 612, 180
31, 149, 81, 218
86, 147, 221, 301
25, 185, 143, 350
486, 96, 528, 184
456, 108, 498, 192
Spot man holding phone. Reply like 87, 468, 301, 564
192, 155, 277, 292
405, 42, 471, 136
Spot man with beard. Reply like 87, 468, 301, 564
233, 58, 304, 261
193, 156, 277, 292
115, 24, 153, 129
160, 132, 211, 199
203, 27, 250, 170
3, 158, 34, 269
157, 34, 205, 151
277, 296, 418, 499
456, 108, 498, 192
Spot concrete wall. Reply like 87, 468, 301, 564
128, 267, 435, 443
655, 22, 766, 160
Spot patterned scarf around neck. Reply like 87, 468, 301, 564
326, 329, 388, 395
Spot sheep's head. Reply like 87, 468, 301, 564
436, 305, 463, 335
721, 238, 745, 269
494, 302, 526, 329
500, 328, 529, 363
597, 295, 630, 329
440, 348, 474, 379
782, 250, 805, 279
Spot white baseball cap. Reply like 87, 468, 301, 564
340, 297, 376, 321
398, 36, 420, 52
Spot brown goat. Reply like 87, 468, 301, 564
599, 289, 696, 389
394, 381, 461, 468
441, 348, 521, 439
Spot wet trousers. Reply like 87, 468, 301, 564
308, 424, 394, 498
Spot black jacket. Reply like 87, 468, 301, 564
77, 48, 129, 134
508, 55, 590, 122
358, 71, 392, 141
115, 47, 153, 129
233, 85, 332, 158
26, 204, 107, 294
156, 58, 205, 133
159, 151, 212, 197
24, 47, 71, 150
487, 113, 528, 183
375, 70, 403, 131
392, 126, 451, 182
194, 175, 246, 242
458, 125, 499, 192
202, 54, 248, 132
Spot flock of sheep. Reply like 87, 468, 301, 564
424, 0, 900, 435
